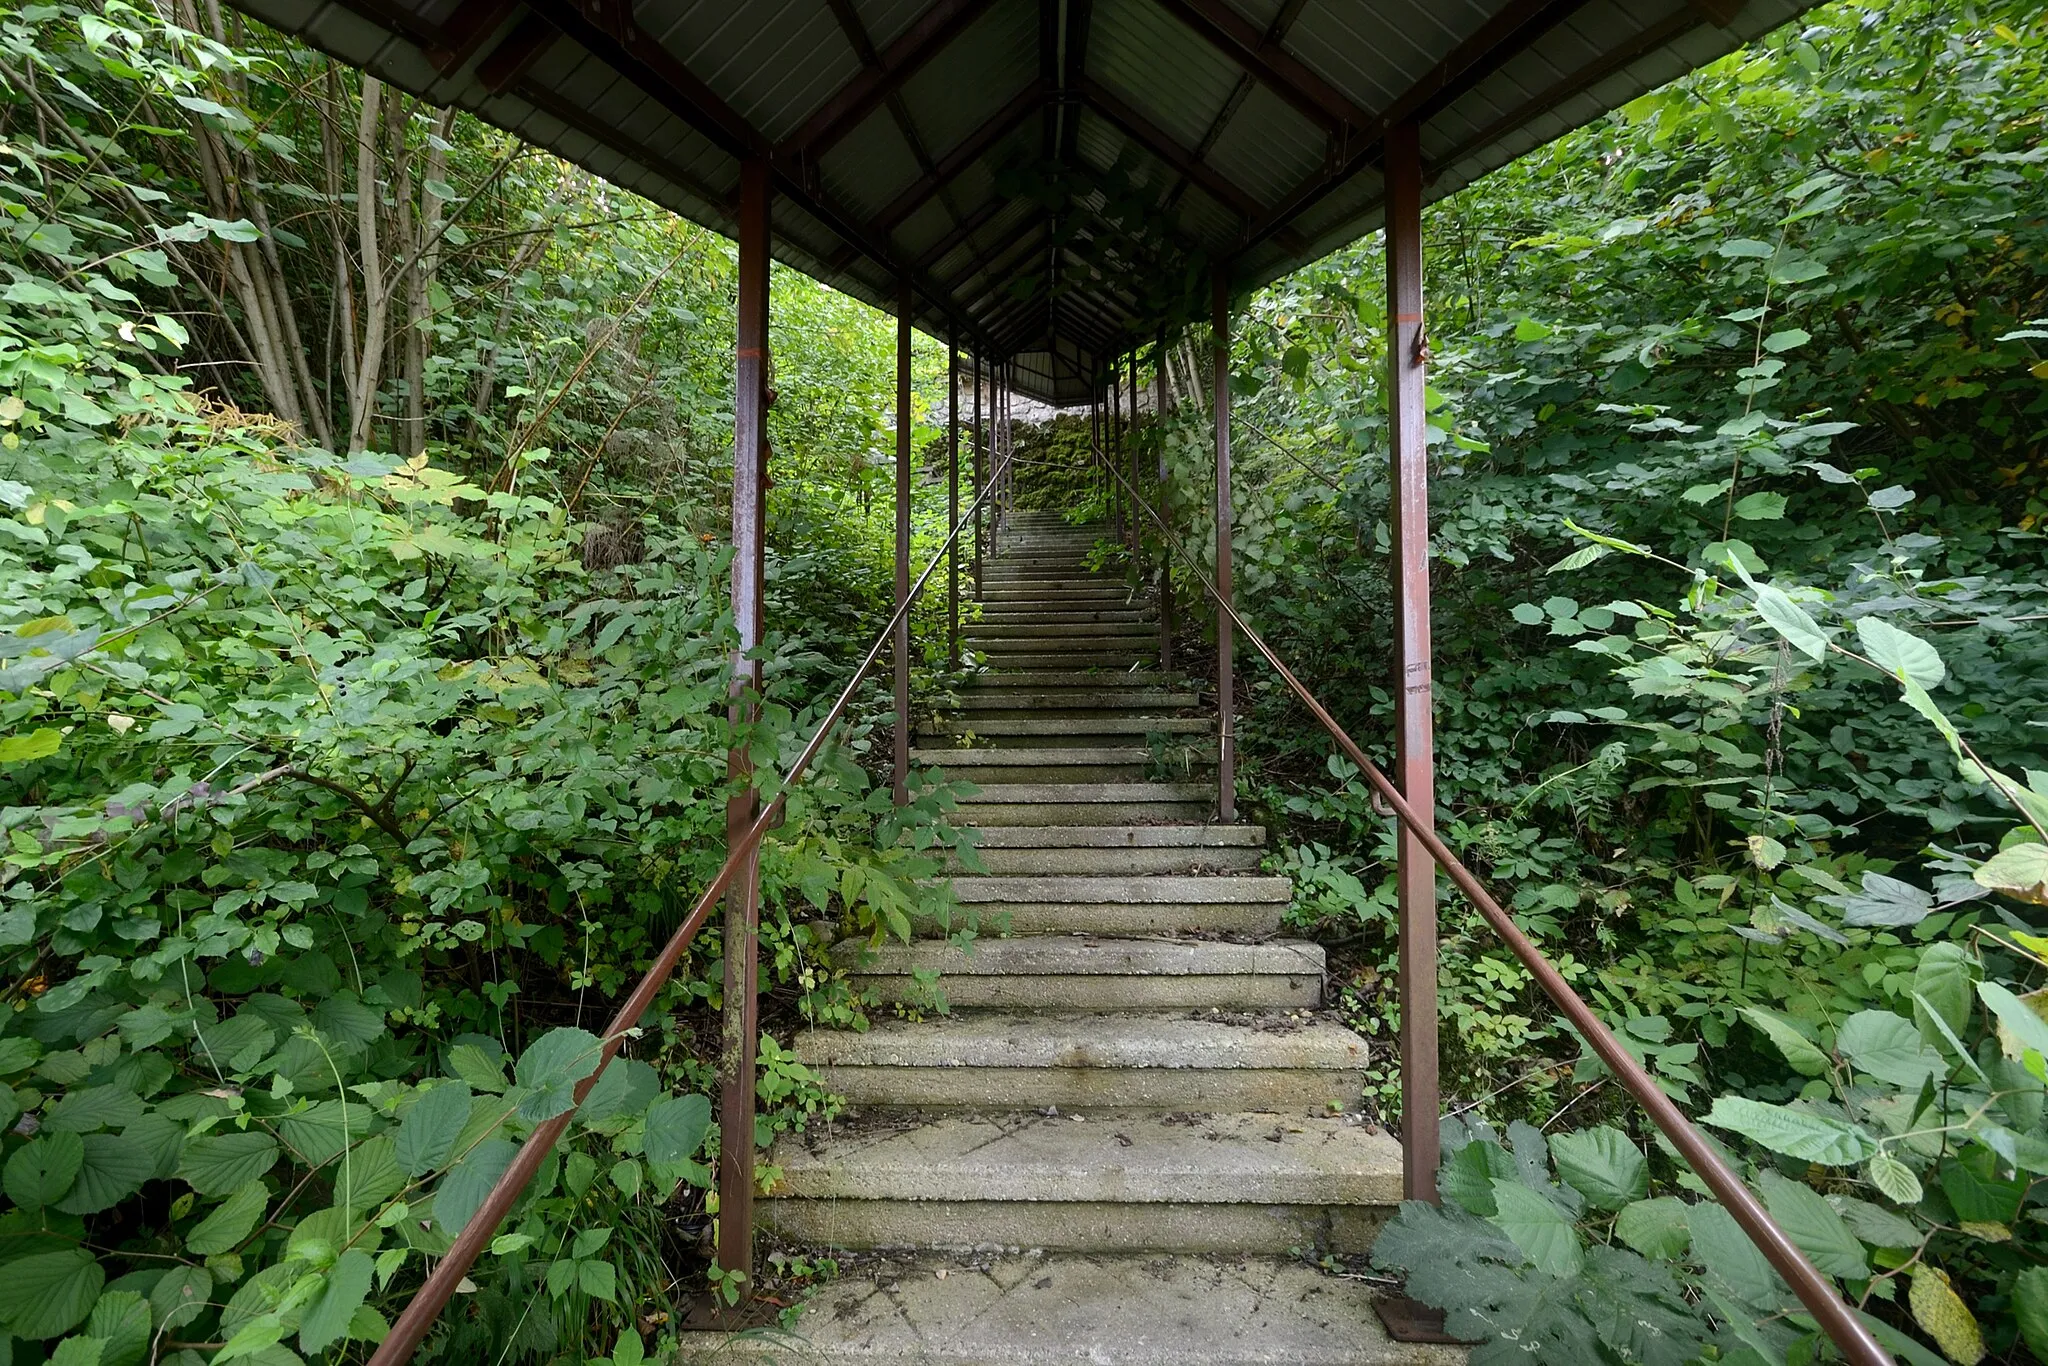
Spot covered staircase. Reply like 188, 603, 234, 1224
723, 514, 1446, 1363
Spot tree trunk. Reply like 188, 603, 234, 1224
348, 76, 390, 454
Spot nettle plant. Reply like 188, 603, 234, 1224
1376, 494, 2048, 1365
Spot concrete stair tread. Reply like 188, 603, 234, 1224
769, 1111, 1400, 1205
677, 1251, 1461, 1365
915, 746, 1157, 765
795, 1011, 1364, 1072
966, 824, 1264, 847
953, 875, 1290, 904
922, 717, 1212, 736
841, 936, 1322, 977
960, 782, 1211, 802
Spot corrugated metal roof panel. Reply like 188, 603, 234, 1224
226, 0, 1823, 403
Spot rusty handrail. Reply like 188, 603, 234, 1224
368, 441, 1017, 1366
1087, 442, 1890, 1366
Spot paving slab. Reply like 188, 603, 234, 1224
673, 1252, 1464, 1365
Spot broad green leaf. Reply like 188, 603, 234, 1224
1866, 1153, 1925, 1207
1757, 1170, 1865, 1279
2013, 1266, 2048, 1363
578, 1258, 619, 1302
434, 1136, 516, 1234
1614, 1196, 1690, 1259
1978, 981, 2048, 1063
1834, 1192, 1922, 1247
1701, 1096, 1875, 1165
1751, 584, 1828, 661
0, 728, 63, 764
1836, 1010, 1943, 1088
0, 1248, 104, 1339
298, 1249, 375, 1355
186, 1180, 269, 1255
1547, 1126, 1646, 1211
1856, 617, 1944, 688
1911, 944, 1974, 1051
644, 1093, 711, 1167
55, 1132, 153, 1214
151, 1266, 212, 1330
85, 1288, 151, 1366
1908, 1266, 1984, 1365
49, 1338, 103, 1366
396, 1080, 471, 1176
1739, 1006, 1829, 1077
1485, 1179, 1582, 1277
334, 1136, 404, 1213
1687, 1202, 1786, 1307
513, 1027, 603, 1121
179, 1132, 279, 1195
4, 1131, 84, 1209
1732, 491, 1786, 521
1975, 843, 2048, 905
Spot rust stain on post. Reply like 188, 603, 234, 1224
1212, 270, 1235, 823
892, 282, 913, 805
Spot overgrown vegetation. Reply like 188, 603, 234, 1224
0, 2, 976, 1360
1114, 2, 2048, 1361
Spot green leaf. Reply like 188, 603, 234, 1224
299, 1249, 375, 1355
178, 1131, 280, 1196
1740, 1006, 1829, 1077
1514, 317, 1554, 342
1836, 1010, 1944, 1088
4, 1131, 84, 1209
0, 1248, 105, 1339
312, 994, 386, 1049
578, 1258, 619, 1302
1866, 1152, 1925, 1207
1614, 1196, 1690, 1259
1912, 944, 1974, 1050
1975, 843, 2048, 903
1856, 617, 1944, 688
1719, 238, 1774, 258
1701, 1096, 1875, 1165
2013, 1266, 2048, 1363
1732, 491, 1787, 521
1834, 1193, 1922, 1247
1762, 328, 1811, 352
1978, 981, 2048, 1063
151, 1266, 212, 1331
49, 1338, 103, 1366
1547, 1126, 1646, 1211
395, 1080, 471, 1176
186, 1180, 269, 1255
644, 1093, 711, 1167
445, 1043, 506, 1093
1485, 1179, 1582, 1277
85, 1288, 152, 1366
513, 1027, 603, 1122
1909, 1267, 1984, 1365
434, 1137, 516, 1234
1751, 584, 1828, 661
54, 1132, 152, 1214
334, 1135, 405, 1213
1756, 1170, 1866, 1279
0, 728, 63, 764
1687, 1202, 1786, 1307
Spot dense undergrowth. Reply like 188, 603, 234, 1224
1096, 2, 2048, 1362
0, 2, 978, 1361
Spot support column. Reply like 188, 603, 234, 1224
972, 349, 984, 597
947, 325, 960, 669
1110, 371, 1124, 544
1155, 330, 1174, 673
1387, 121, 1441, 1200
1213, 271, 1236, 823
716, 157, 770, 1287
1128, 350, 1142, 556
892, 285, 913, 807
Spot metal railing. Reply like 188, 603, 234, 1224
1087, 440, 1891, 1366
366, 440, 1017, 1366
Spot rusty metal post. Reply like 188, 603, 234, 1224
1212, 270, 1236, 823
1155, 330, 1174, 672
1386, 121, 1441, 1199
892, 284, 912, 806
716, 157, 770, 1286
947, 325, 960, 669
972, 348, 984, 597
1110, 370, 1124, 544
1129, 350, 1142, 559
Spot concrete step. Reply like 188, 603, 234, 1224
948, 875, 1290, 935
913, 746, 1153, 785
675, 1251, 1465, 1366
966, 655, 1158, 674
948, 842, 1264, 874
793, 1011, 1363, 1111
969, 621, 1154, 639
761, 1111, 1396, 1252
981, 577, 1134, 592
957, 670, 1174, 687
947, 691, 1195, 711
843, 936, 1323, 1009
922, 716, 1212, 741
954, 782, 1212, 825
975, 608, 1151, 625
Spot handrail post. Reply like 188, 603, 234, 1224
947, 324, 960, 670
1386, 121, 1441, 1200
1212, 269, 1236, 823
1128, 349, 1142, 561
892, 283, 912, 806
715, 156, 770, 1287
1155, 330, 1173, 673
972, 349, 983, 598
1110, 368, 1123, 546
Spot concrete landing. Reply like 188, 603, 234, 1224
674, 1253, 1462, 1364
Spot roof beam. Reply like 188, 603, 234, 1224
821, 0, 947, 197
1149, 0, 1373, 136
917, 195, 1018, 270
1079, 79, 1261, 221
944, 211, 1049, 289
427, 0, 519, 76
876, 82, 1049, 233
781, 0, 1000, 159
1059, 0, 1094, 163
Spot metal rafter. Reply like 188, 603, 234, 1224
876, 81, 1049, 232
1150, 0, 1373, 136
1060, 0, 1094, 163
821, 0, 948, 208
781, 0, 1001, 159
1080, 79, 1261, 221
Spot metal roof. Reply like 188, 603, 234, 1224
241, 0, 1813, 403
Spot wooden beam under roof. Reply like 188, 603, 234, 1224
779, 0, 1001, 159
